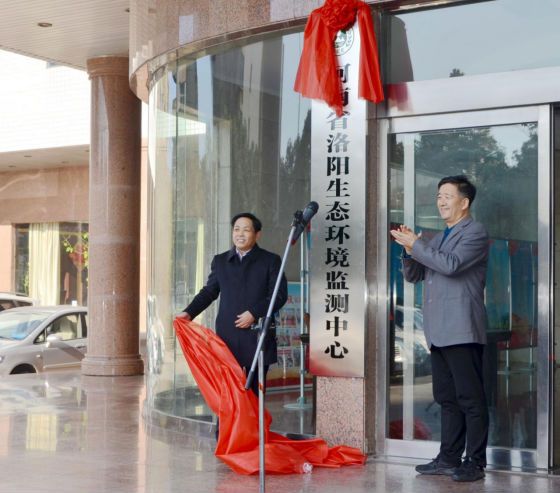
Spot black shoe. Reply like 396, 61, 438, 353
452, 458, 485, 482
415, 456, 458, 476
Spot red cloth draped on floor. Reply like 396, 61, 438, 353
294, 0, 384, 116
174, 317, 366, 475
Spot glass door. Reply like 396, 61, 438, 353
377, 106, 551, 470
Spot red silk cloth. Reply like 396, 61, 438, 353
294, 0, 384, 116
174, 317, 366, 474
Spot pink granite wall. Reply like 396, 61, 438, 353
129, 0, 386, 100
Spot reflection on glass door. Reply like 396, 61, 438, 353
385, 111, 547, 466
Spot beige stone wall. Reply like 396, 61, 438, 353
0, 166, 88, 225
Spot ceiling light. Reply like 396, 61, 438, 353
37, 22, 52, 28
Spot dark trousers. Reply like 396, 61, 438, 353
431, 343, 489, 467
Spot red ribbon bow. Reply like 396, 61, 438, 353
294, 0, 384, 116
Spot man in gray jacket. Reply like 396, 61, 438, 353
390, 175, 489, 483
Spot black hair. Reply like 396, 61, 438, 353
437, 175, 477, 207
231, 212, 262, 232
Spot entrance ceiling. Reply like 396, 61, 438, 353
0, 0, 129, 70
0, 146, 89, 172
0, 0, 129, 172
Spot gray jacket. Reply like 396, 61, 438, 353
402, 216, 489, 348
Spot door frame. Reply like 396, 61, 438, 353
375, 105, 552, 471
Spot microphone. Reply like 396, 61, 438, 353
291, 201, 319, 244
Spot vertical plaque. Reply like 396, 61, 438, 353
309, 22, 366, 377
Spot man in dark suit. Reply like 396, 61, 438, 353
390, 175, 489, 483
176, 212, 287, 396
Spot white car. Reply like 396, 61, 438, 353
0, 305, 87, 376
0, 292, 35, 312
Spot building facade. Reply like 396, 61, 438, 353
1, 0, 560, 475
132, 0, 560, 472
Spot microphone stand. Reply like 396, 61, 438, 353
245, 210, 303, 493
284, 226, 312, 424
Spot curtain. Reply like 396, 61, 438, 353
29, 223, 60, 305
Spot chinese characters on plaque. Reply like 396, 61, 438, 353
310, 22, 366, 378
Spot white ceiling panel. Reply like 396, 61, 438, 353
0, 0, 130, 70
0, 146, 89, 172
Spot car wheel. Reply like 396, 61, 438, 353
10, 364, 37, 375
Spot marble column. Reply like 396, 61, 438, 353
81, 56, 144, 376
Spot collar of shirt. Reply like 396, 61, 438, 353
236, 248, 252, 260
439, 225, 455, 247
227, 244, 260, 262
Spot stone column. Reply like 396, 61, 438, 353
82, 56, 144, 376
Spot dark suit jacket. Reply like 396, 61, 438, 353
184, 244, 288, 367
402, 217, 489, 348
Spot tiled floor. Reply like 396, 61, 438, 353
0, 371, 559, 493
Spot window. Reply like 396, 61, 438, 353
147, 31, 313, 435
383, 0, 560, 83
47, 314, 82, 341
14, 222, 88, 305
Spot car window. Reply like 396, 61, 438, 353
0, 311, 46, 340
81, 313, 88, 338
35, 330, 46, 344
0, 300, 17, 311
47, 314, 80, 341
15, 300, 32, 307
